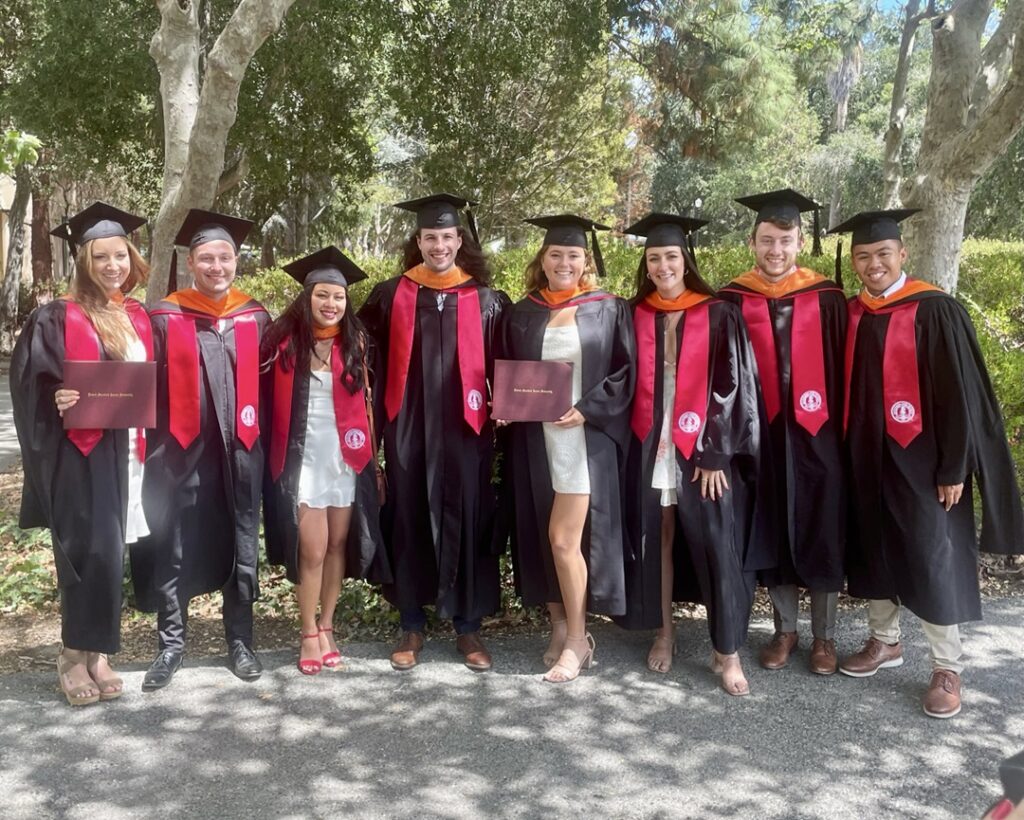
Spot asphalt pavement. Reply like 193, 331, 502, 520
1, 598, 1021, 819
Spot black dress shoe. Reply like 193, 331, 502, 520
142, 649, 184, 692
228, 641, 263, 681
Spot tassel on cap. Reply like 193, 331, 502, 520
168, 248, 179, 294
590, 228, 606, 278
812, 208, 822, 256
834, 240, 844, 289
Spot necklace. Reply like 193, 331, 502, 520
312, 339, 333, 370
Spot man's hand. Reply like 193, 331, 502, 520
937, 483, 964, 512
692, 466, 729, 501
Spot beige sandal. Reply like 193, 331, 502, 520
711, 650, 750, 696
88, 653, 124, 701
58, 650, 100, 707
647, 633, 678, 674
543, 633, 595, 683
542, 619, 568, 669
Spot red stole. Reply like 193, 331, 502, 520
63, 299, 153, 460
269, 340, 372, 480
384, 274, 488, 434
159, 292, 262, 450
724, 282, 832, 436
630, 299, 711, 459
843, 279, 942, 448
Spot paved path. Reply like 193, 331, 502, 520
0, 369, 19, 472
1, 599, 1021, 819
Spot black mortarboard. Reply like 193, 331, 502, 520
524, 214, 611, 277
625, 212, 714, 296
174, 208, 253, 251
283, 246, 368, 289
50, 201, 146, 253
394, 193, 480, 244
624, 213, 708, 249
736, 187, 823, 256
827, 209, 920, 290
828, 209, 920, 245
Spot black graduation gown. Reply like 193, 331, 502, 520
615, 299, 770, 653
498, 291, 636, 616
9, 300, 140, 653
260, 347, 392, 586
846, 289, 1024, 625
357, 276, 509, 621
718, 276, 847, 592
130, 294, 271, 613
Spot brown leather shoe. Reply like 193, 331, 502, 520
390, 631, 424, 671
759, 631, 798, 670
809, 638, 837, 676
839, 637, 903, 677
456, 632, 492, 672
922, 669, 962, 718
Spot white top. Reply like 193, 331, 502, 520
541, 324, 590, 494
124, 339, 149, 543
879, 271, 907, 298
651, 315, 680, 507
297, 372, 357, 509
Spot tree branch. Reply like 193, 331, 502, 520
968, 0, 1024, 123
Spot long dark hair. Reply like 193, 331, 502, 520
260, 286, 367, 394
630, 245, 715, 306
401, 226, 492, 286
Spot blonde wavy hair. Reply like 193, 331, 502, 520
69, 237, 150, 361
523, 245, 598, 293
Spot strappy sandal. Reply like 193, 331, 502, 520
319, 625, 343, 670
298, 632, 322, 676
87, 653, 124, 701
711, 650, 750, 697
57, 650, 100, 707
647, 633, 678, 674
542, 619, 568, 668
543, 633, 595, 683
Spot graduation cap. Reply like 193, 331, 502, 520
735, 187, 823, 256
283, 245, 368, 289
50, 201, 146, 254
828, 209, 920, 290
624, 212, 714, 296
174, 208, 254, 251
524, 214, 611, 277
394, 193, 480, 245
166, 209, 254, 293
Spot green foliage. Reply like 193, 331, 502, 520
0, 523, 56, 611
0, 128, 40, 174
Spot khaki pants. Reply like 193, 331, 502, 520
769, 585, 838, 640
868, 598, 963, 674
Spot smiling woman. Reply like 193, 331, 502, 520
9, 201, 152, 707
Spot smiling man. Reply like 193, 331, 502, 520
719, 189, 847, 676
831, 209, 1023, 718
131, 209, 271, 691
357, 193, 510, 673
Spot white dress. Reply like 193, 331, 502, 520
297, 371, 357, 508
651, 314, 680, 507
541, 323, 590, 494
124, 338, 150, 543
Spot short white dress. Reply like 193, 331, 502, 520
541, 323, 590, 494
297, 371, 357, 508
651, 315, 680, 507
124, 338, 150, 543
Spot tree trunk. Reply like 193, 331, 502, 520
1, 163, 31, 348
901, 0, 1024, 291
31, 160, 54, 302
147, 0, 299, 304
881, 1, 925, 208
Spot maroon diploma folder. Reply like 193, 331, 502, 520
62, 360, 157, 430
492, 359, 573, 422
